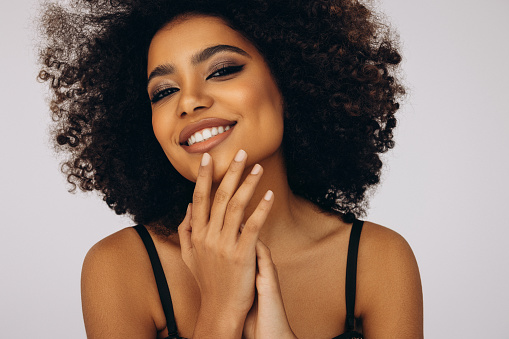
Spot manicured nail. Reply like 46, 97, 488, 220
264, 190, 273, 201
251, 164, 262, 175
235, 149, 247, 162
201, 153, 211, 166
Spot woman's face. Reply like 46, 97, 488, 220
147, 15, 284, 182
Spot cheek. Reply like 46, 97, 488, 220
247, 77, 284, 137
152, 110, 199, 182
236, 80, 284, 159
152, 113, 163, 140
228, 74, 283, 123
152, 111, 173, 148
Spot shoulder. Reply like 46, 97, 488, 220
83, 227, 144, 268
82, 227, 158, 289
356, 221, 423, 338
358, 221, 417, 262
81, 227, 167, 338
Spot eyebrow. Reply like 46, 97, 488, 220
147, 44, 251, 88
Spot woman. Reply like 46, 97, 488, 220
38, 0, 423, 337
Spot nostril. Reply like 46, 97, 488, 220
194, 105, 207, 111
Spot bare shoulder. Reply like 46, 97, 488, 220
356, 221, 423, 338
358, 221, 417, 261
81, 228, 165, 338
82, 228, 156, 287
84, 227, 145, 267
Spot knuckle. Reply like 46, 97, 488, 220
243, 174, 258, 185
231, 251, 246, 265
243, 221, 260, 233
203, 237, 217, 251
214, 189, 230, 204
257, 202, 271, 213
218, 246, 230, 259
228, 162, 243, 173
190, 232, 202, 245
227, 198, 244, 213
198, 166, 209, 178
192, 191, 205, 204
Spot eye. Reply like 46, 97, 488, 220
151, 87, 179, 104
206, 64, 244, 80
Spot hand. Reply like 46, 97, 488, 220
178, 150, 274, 337
243, 240, 297, 339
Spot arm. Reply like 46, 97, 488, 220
357, 225, 423, 338
81, 231, 160, 338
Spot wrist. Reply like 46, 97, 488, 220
193, 301, 246, 339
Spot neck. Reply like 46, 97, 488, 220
210, 149, 320, 249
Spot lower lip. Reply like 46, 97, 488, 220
181, 125, 235, 153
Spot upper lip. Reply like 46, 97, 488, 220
179, 118, 236, 144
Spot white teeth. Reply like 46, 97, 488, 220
187, 124, 233, 146
188, 135, 196, 145
202, 128, 212, 139
195, 132, 204, 143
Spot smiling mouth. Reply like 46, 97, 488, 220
184, 123, 235, 146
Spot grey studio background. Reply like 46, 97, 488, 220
1, 0, 508, 338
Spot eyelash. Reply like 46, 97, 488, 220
206, 64, 244, 80
150, 64, 245, 104
150, 87, 179, 104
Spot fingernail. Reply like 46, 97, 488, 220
201, 153, 211, 166
264, 190, 273, 201
251, 164, 261, 175
234, 149, 247, 162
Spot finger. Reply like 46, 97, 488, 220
208, 149, 247, 232
191, 153, 213, 232
222, 163, 264, 241
255, 240, 276, 276
178, 204, 193, 255
255, 240, 281, 295
238, 190, 274, 250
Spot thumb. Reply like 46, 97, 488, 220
255, 240, 280, 291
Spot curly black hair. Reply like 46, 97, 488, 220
38, 0, 404, 235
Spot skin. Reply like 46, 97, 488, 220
81, 15, 423, 339
147, 15, 284, 184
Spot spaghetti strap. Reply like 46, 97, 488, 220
133, 225, 179, 337
344, 220, 364, 331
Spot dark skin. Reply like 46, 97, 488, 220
81, 15, 423, 339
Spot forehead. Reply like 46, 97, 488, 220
147, 15, 258, 71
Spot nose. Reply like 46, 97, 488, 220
176, 81, 213, 117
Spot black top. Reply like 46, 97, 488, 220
134, 220, 364, 339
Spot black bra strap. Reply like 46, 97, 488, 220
345, 219, 364, 331
133, 225, 178, 337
